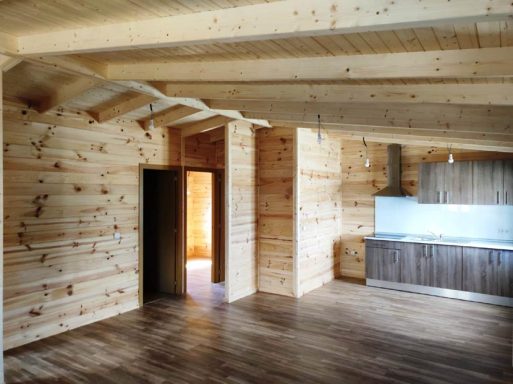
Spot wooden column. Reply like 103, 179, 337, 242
225, 120, 258, 303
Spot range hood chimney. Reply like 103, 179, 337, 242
373, 144, 410, 197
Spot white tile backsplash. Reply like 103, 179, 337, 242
375, 196, 513, 241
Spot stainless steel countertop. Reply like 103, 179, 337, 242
364, 234, 513, 251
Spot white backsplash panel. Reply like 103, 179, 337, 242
375, 196, 513, 241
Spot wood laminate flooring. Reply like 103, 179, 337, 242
5, 273, 513, 384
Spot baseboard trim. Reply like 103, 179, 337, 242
366, 279, 513, 307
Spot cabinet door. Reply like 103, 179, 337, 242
401, 243, 430, 286
503, 160, 513, 206
418, 163, 445, 204
430, 245, 462, 290
473, 160, 504, 205
462, 248, 498, 295
366, 246, 401, 282
445, 161, 473, 205
497, 250, 513, 298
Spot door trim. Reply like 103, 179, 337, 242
138, 164, 183, 306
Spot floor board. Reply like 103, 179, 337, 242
5, 268, 513, 384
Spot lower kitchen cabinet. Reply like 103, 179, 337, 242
498, 250, 513, 297
366, 246, 401, 282
462, 248, 498, 295
402, 244, 462, 290
366, 239, 513, 305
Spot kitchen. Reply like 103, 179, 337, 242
362, 144, 513, 306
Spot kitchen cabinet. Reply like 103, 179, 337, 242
472, 160, 504, 205
498, 250, 513, 297
401, 243, 462, 290
418, 161, 472, 204
462, 248, 500, 295
366, 246, 401, 283
366, 239, 513, 304
503, 160, 513, 206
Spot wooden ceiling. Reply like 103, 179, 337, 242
1, 0, 513, 151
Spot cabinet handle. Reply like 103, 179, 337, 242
444, 191, 448, 204
424, 245, 428, 258
498, 251, 502, 266
506, 191, 508, 205
497, 191, 500, 205
436, 191, 441, 204
430, 245, 434, 258
393, 251, 399, 264
488, 250, 493, 264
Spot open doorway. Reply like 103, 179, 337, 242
185, 169, 225, 299
140, 166, 181, 304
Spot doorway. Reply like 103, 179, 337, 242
140, 166, 181, 304
185, 169, 225, 298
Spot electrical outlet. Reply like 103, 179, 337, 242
114, 232, 121, 240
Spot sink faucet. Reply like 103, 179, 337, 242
427, 230, 443, 241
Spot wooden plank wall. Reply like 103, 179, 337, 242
340, 139, 513, 279
225, 120, 258, 303
186, 171, 212, 260
0, 71, 4, 376
2, 100, 182, 350
184, 127, 224, 169
257, 127, 294, 297
297, 129, 342, 296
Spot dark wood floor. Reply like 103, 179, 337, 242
5, 264, 513, 384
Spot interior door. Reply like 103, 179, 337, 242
462, 248, 498, 295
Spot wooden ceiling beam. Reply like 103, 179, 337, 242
164, 82, 513, 106
179, 116, 233, 138
272, 121, 513, 153
107, 47, 513, 82
141, 105, 200, 130
0, 54, 21, 72
15, 0, 513, 56
245, 110, 512, 135
36, 78, 100, 114
89, 94, 157, 123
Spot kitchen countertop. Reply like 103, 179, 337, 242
365, 233, 513, 251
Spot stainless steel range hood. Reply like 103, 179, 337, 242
373, 144, 410, 197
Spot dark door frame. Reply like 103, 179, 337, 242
138, 164, 184, 306
184, 167, 225, 289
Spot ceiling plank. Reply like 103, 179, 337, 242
272, 121, 513, 153
0, 54, 21, 72
179, 116, 233, 137
0, 31, 17, 55
244, 110, 512, 135
141, 105, 200, 130
89, 94, 157, 123
15, 0, 513, 56
36, 78, 99, 114
164, 82, 513, 106
107, 47, 513, 82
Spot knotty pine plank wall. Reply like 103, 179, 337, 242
297, 129, 342, 296
340, 139, 513, 279
3, 100, 181, 350
225, 121, 258, 302
257, 127, 294, 297
186, 171, 213, 260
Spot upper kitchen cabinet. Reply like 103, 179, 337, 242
504, 160, 513, 206
472, 160, 505, 205
418, 161, 472, 204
